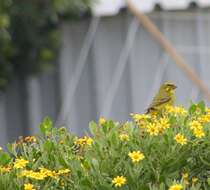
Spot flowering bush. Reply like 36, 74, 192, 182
1, 102, 210, 189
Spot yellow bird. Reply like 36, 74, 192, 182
146, 82, 177, 114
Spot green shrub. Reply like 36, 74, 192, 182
1, 102, 210, 189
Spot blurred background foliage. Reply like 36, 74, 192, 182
0, 0, 93, 89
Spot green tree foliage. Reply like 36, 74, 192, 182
0, 0, 93, 89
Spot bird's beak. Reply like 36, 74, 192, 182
172, 85, 177, 89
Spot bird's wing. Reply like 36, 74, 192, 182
147, 96, 171, 110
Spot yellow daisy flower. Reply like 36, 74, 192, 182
119, 134, 129, 141
169, 184, 183, 190
189, 120, 203, 131
24, 183, 36, 190
112, 176, 126, 187
128, 151, 145, 163
193, 128, 205, 138
147, 123, 159, 136
192, 176, 198, 184
14, 158, 29, 169
99, 117, 106, 126
174, 134, 187, 145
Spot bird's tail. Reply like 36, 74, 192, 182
145, 107, 157, 115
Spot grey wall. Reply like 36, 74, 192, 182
1, 10, 210, 146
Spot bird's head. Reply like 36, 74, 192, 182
162, 81, 177, 94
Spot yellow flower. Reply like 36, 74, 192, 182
112, 176, 126, 187
20, 170, 46, 180
130, 113, 150, 128
85, 137, 93, 146
184, 179, 189, 185
189, 120, 205, 138
182, 172, 189, 185
189, 120, 203, 131
24, 183, 36, 190
174, 134, 187, 145
206, 108, 210, 114
169, 184, 183, 190
165, 105, 174, 113
138, 120, 148, 128
156, 117, 170, 134
57, 169, 70, 175
192, 176, 198, 184
99, 117, 106, 126
182, 172, 188, 179
193, 128, 205, 138
0, 166, 11, 173
20, 167, 58, 180
165, 106, 187, 116
74, 138, 84, 146
60, 180, 65, 186
0, 147, 2, 151
122, 122, 129, 129
128, 151, 145, 163
14, 158, 29, 169
174, 106, 187, 115
198, 114, 210, 124
59, 140, 64, 144
119, 134, 129, 141
76, 155, 84, 160
130, 113, 150, 121
24, 136, 36, 143
157, 125, 165, 134
159, 117, 170, 129
39, 167, 58, 178
147, 123, 159, 136
74, 136, 93, 146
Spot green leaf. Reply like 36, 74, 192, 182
77, 170, 83, 179
0, 152, 11, 165
102, 120, 115, 134
81, 178, 92, 188
199, 156, 210, 167
40, 116, 52, 134
43, 117, 52, 129
43, 140, 53, 152
110, 132, 117, 146
91, 158, 99, 170
97, 184, 111, 190
189, 104, 197, 115
159, 182, 166, 190
40, 123, 47, 134
198, 101, 206, 113
6, 143, 17, 157
102, 122, 108, 134
89, 121, 97, 135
